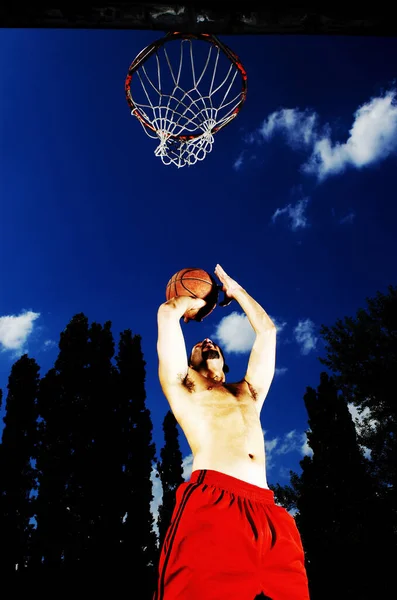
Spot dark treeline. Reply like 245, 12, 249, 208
0, 286, 396, 598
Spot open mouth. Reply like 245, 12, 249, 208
202, 348, 220, 361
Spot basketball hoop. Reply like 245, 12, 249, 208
125, 32, 247, 168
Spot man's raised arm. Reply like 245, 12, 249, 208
157, 296, 206, 395
215, 264, 276, 409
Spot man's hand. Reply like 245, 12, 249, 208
182, 297, 207, 323
214, 264, 243, 307
160, 296, 207, 323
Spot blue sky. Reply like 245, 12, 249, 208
1, 29, 397, 525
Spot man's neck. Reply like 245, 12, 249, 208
199, 367, 224, 383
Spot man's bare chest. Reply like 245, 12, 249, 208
176, 374, 262, 449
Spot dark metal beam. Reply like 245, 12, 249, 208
0, 4, 396, 36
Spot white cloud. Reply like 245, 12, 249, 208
260, 108, 318, 148
271, 316, 287, 333
294, 319, 318, 355
149, 464, 162, 549
213, 311, 283, 354
348, 404, 378, 432
43, 339, 57, 351
264, 429, 312, 472
301, 430, 313, 457
275, 367, 288, 377
340, 211, 356, 225
304, 91, 397, 179
274, 429, 313, 457
233, 152, 244, 171
347, 403, 379, 460
272, 197, 310, 231
265, 436, 280, 453
150, 453, 194, 549
362, 447, 372, 460
279, 466, 292, 479
252, 89, 397, 181
276, 429, 300, 454
212, 311, 255, 354
264, 433, 280, 471
181, 453, 194, 481
243, 131, 258, 145
0, 311, 40, 352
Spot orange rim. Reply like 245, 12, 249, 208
125, 31, 247, 141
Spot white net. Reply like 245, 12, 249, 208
129, 37, 245, 168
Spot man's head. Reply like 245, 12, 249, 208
189, 338, 229, 382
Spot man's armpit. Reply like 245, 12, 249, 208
178, 373, 195, 393
243, 378, 258, 401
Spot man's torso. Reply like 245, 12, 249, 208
169, 367, 268, 489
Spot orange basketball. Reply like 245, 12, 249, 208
165, 267, 219, 320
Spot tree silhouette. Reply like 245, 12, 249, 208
273, 372, 395, 599
0, 356, 39, 578
116, 330, 158, 597
156, 410, 184, 552
78, 320, 122, 577
0, 315, 164, 598
32, 314, 91, 574
319, 284, 397, 527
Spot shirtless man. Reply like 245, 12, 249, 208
153, 264, 309, 600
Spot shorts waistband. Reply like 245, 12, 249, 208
189, 469, 275, 503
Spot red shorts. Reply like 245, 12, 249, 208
153, 469, 309, 600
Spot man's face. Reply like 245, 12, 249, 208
189, 338, 224, 371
